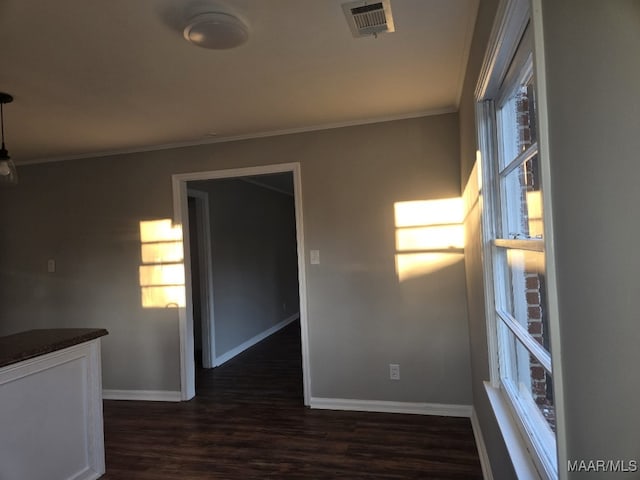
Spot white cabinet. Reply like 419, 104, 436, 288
0, 333, 106, 480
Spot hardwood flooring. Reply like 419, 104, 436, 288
101, 321, 482, 479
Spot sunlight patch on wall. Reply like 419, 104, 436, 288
394, 198, 464, 228
476, 150, 483, 190
395, 252, 464, 281
526, 190, 543, 238
139, 219, 186, 308
396, 225, 465, 251
141, 242, 184, 264
394, 198, 464, 281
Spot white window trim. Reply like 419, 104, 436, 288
475, 0, 567, 479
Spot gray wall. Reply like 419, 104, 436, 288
541, 1, 640, 475
458, 0, 517, 478
304, 114, 470, 403
459, 0, 498, 191
191, 177, 299, 358
0, 114, 472, 405
0, 158, 181, 391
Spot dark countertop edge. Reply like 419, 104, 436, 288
0, 328, 109, 369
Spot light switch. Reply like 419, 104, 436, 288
47, 259, 56, 273
310, 250, 320, 265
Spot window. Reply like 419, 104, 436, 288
476, 2, 562, 478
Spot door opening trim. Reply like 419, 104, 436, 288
187, 189, 215, 369
172, 162, 311, 404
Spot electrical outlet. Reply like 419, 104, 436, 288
389, 363, 400, 380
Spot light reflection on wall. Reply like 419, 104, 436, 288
139, 219, 186, 308
396, 224, 464, 251
526, 190, 543, 237
394, 198, 464, 281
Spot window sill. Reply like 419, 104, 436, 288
484, 381, 545, 480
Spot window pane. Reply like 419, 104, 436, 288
500, 154, 543, 239
497, 248, 551, 354
499, 323, 556, 434
498, 77, 537, 167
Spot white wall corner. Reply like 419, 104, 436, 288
309, 397, 472, 417
102, 389, 182, 402
471, 407, 495, 480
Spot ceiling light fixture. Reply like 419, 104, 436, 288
0, 92, 17, 186
183, 12, 249, 50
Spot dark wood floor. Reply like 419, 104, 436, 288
101, 321, 482, 479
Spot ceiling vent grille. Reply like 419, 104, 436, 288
342, 0, 395, 38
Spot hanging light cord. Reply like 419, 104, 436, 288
0, 93, 16, 182
0, 101, 5, 149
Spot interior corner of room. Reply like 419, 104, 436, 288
1, 1, 639, 479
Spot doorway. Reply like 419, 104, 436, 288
187, 190, 215, 369
172, 163, 311, 404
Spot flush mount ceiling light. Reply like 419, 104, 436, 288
0, 92, 17, 186
183, 12, 249, 49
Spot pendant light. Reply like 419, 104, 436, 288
0, 92, 17, 186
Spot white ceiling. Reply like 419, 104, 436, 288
0, 0, 479, 163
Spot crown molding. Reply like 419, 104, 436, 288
18, 107, 457, 166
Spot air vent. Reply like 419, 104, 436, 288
342, 0, 395, 38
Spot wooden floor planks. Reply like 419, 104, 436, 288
101, 321, 482, 479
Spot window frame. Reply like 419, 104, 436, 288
474, 0, 567, 479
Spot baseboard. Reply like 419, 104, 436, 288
68, 466, 102, 480
214, 313, 300, 367
471, 407, 494, 480
102, 389, 181, 402
309, 397, 473, 417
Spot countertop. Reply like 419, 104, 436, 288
0, 328, 108, 368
